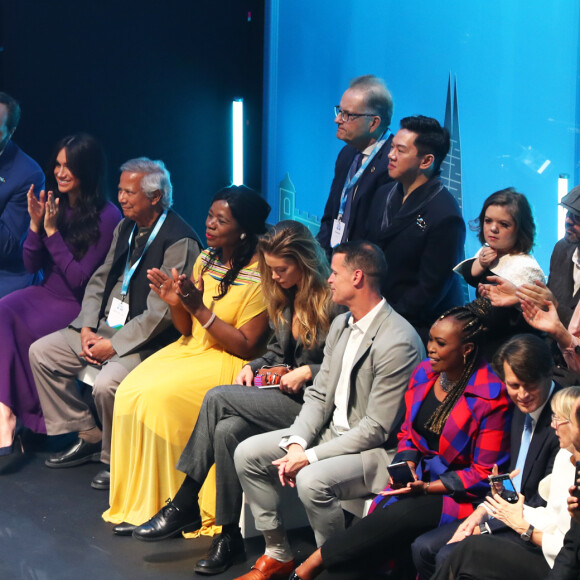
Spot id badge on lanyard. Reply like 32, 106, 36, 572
107, 210, 168, 328
107, 297, 129, 329
331, 133, 389, 248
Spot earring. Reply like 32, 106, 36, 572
240, 233, 246, 240
463, 353, 467, 365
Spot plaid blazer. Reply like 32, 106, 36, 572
370, 358, 512, 525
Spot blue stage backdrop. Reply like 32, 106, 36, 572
262, 0, 580, 273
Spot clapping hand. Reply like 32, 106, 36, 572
27, 185, 46, 233
478, 275, 519, 307
148, 268, 182, 306
177, 272, 205, 313
517, 280, 557, 310
44, 191, 60, 236
520, 298, 561, 335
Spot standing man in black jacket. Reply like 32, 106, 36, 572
371, 115, 465, 342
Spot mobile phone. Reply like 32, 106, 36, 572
573, 461, 580, 500
387, 461, 414, 485
488, 474, 519, 504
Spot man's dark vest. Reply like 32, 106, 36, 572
99, 210, 201, 348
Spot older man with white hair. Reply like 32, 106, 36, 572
29, 158, 201, 490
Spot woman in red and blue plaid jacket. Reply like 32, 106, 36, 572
289, 300, 513, 580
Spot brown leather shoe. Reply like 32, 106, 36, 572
234, 554, 295, 580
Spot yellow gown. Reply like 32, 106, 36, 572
103, 250, 266, 534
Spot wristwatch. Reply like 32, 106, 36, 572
521, 523, 534, 542
479, 522, 492, 535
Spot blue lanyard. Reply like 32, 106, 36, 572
338, 130, 390, 219
121, 210, 168, 296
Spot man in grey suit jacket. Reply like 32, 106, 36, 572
232, 241, 425, 580
29, 158, 200, 490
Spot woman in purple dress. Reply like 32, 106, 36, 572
0, 133, 121, 454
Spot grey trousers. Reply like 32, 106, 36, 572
234, 429, 371, 547
176, 384, 302, 526
29, 330, 129, 463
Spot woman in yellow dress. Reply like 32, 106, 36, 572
103, 186, 271, 535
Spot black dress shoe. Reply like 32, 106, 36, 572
194, 531, 246, 575
45, 438, 102, 468
91, 469, 110, 490
113, 522, 137, 536
132, 499, 201, 542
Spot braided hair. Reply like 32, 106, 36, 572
424, 298, 491, 434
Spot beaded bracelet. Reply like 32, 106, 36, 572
202, 312, 216, 329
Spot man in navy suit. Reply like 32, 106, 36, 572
0, 92, 45, 297
412, 334, 560, 579
316, 75, 394, 256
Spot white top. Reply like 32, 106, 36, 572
331, 298, 386, 434
454, 249, 545, 287
523, 448, 574, 567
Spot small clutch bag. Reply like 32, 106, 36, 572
254, 364, 292, 386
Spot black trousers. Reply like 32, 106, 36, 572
319, 494, 443, 580
431, 533, 549, 580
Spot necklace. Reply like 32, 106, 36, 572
439, 372, 459, 393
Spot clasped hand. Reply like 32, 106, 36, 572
79, 328, 115, 365
272, 443, 309, 487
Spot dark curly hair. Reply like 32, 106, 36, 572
44, 133, 108, 260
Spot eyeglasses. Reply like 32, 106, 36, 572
551, 414, 570, 426
566, 211, 580, 226
334, 106, 378, 123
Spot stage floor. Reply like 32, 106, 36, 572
0, 433, 316, 580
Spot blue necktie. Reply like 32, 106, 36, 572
340, 153, 363, 242
513, 414, 533, 492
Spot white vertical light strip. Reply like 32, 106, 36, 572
558, 173, 569, 240
232, 99, 244, 185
